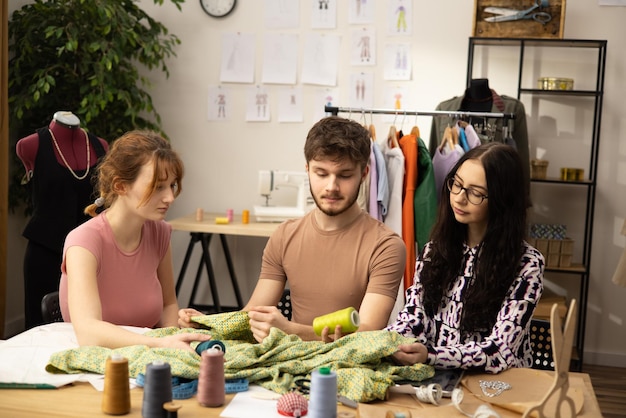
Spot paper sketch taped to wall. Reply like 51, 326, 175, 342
278, 87, 304, 123
349, 0, 375, 24
262, 33, 298, 85
246, 86, 271, 122
220, 32, 256, 84
301, 33, 341, 86
351, 27, 376, 66
384, 43, 412, 81
265, 0, 300, 29
311, 0, 337, 29
388, 0, 413, 35
207, 85, 231, 121
349, 72, 374, 109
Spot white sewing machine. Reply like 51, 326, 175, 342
253, 170, 314, 222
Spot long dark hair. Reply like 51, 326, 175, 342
422, 142, 528, 333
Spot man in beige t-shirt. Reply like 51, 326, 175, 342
245, 116, 406, 342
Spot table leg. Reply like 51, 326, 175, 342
219, 234, 244, 308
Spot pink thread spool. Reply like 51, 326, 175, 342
197, 349, 225, 407
226, 208, 234, 223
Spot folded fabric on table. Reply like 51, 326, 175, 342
46, 311, 433, 402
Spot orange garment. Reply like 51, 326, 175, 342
399, 133, 418, 291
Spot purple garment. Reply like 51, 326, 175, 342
432, 145, 464, 200
368, 147, 380, 220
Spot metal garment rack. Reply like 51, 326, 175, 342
324, 105, 516, 120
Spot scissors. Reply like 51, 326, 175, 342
523, 299, 578, 418
484, 0, 552, 25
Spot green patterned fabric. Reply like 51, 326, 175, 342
46, 311, 434, 402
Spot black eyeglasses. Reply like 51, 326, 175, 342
446, 178, 488, 205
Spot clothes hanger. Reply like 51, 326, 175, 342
368, 110, 376, 141
388, 112, 399, 148
410, 112, 420, 137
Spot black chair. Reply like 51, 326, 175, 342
529, 318, 554, 370
41, 291, 63, 323
277, 289, 292, 320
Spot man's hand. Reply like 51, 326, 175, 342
391, 342, 429, 366
247, 305, 290, 342
177, 308, 205, 329
320, 324, 346, 343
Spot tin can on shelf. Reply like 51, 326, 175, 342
560, 167, 584, 181
537, 77, 574, 90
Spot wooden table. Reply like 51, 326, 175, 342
0, 372, 603, 418
168, 212, 280, 313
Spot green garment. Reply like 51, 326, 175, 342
413, 137, 437, 252
46, 311, 433, 402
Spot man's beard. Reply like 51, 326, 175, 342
311, 185, 359, 217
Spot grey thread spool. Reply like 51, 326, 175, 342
142, 361, 172, 418
308, 367, 337, 418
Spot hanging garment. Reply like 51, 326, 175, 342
372, 141, 389, 219
399, 133, 418, 291
428, 91, 530, 190
367, 145, 379, 220
413, 138, 437, 253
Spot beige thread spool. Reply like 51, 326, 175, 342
102, 353, 131, 415
195, 208, 204, 221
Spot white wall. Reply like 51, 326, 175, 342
5, 1, 626, 367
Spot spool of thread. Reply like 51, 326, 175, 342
197, 349, 225, 407
102, 353, 131, 415
312, 307, 360, 336
215, 217, 229, 224
142, 361, 173, 418
242, 209, 250, 224
195, 208, 204, 222
385, 412, 412, 418
308, 367, 337, 418
226, 208, 234, 222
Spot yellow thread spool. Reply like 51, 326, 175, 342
215, 217, 229, 224
312, 307, 359, 336
102, 354, 131, 415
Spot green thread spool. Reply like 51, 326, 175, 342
312, 307, 359, 336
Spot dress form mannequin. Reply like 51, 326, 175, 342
460, 78, 493, 112
16, 111, 109, 329
16, 111, 108, 180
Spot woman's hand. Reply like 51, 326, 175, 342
158, 332, 213, 353
247, 306, 290, 343
391, 342, 429, 366
177, 308, 205, 329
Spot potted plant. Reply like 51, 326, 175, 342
8, 0, 185, 213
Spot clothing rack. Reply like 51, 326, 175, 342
324, 105, 516, 120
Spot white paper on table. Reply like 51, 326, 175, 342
220, 384, 283, 418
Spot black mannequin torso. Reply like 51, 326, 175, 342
460, 78, 493, 112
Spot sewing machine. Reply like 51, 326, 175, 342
253, 170, 314, 222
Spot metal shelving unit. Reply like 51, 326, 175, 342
466, 37, 607, 371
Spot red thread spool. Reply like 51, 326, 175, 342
197, 349, 225, 407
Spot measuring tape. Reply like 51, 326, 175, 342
135, 374, 249, 399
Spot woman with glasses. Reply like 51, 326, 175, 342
386, 142, 544, 373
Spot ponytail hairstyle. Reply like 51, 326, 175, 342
85, 130, 184, 217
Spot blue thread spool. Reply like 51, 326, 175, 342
142, 361, 173, 418
308, 367, 337, 418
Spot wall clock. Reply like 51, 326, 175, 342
200, 0, 237, 18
